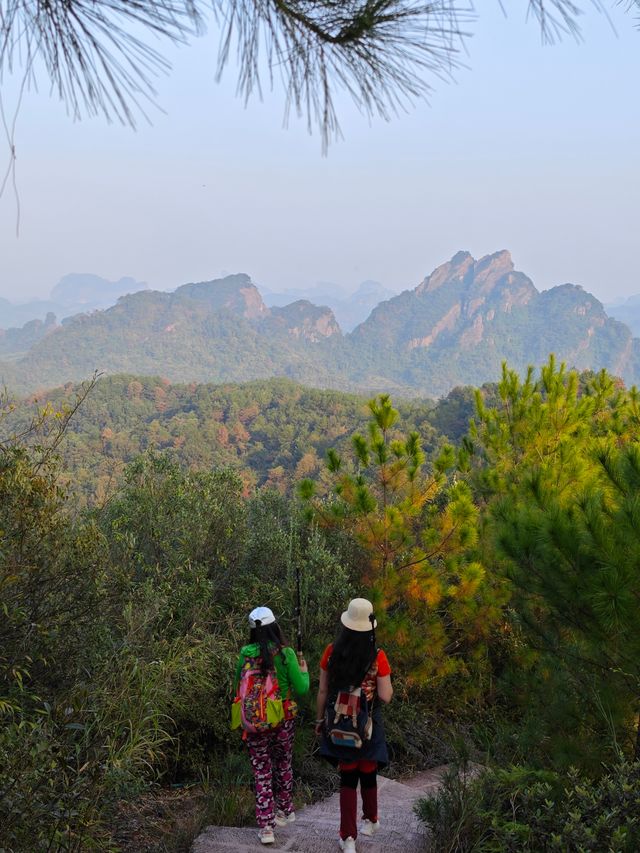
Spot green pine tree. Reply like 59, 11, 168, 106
300, 393, 506, 691
470, 357, 640, 765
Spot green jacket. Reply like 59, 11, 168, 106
234, 643, 310, 699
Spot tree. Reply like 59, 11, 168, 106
1, 1, 637, 143
301, 393, 506, 690
99, 450, 247, 578
470, 358, 640, 766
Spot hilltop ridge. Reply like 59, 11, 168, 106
1, 252, 637, 397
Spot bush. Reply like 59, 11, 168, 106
0, 709, 113, 852
415, 759, 640, 852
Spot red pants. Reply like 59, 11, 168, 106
338, 759, 378, 840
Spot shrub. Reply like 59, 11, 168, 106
415, 759, 640, 852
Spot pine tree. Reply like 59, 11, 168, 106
470, 357, 640, 764
300, 393, 506, 690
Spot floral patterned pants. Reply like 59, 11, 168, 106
246, 718, 296, 828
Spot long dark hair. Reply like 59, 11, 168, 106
328, 622, 377, 690
249, 621, 287, 674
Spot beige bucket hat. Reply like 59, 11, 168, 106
340, 598, 377, 632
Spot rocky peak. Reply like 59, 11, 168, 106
415, 249, 517, 299
175, 274, 269, 320
471, 250, 514, 295
416, 251, 474, 294
268, 300, 341, 342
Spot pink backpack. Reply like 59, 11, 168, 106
233, 656, 284, 733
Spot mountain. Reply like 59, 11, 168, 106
1, 252, 638, 397
0, 312, 57, 358
348, 250, 638, 396
605, 295, 640, 336
261, 279, 396, 331
0, 296, 59, 329
0, 274, 147, 329
0, 274, 343, 393
51, 273, 147, 309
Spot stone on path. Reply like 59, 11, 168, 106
191, 767, 447, 853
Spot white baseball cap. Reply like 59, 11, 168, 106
340, 598, 377, 632
248, 606, 276, 628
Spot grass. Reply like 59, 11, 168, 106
109, 740, 337, 852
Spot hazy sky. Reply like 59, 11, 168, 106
1, 3, 639, 304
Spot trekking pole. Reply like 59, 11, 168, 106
295, 552, 303, 659
290, 516, 303, 660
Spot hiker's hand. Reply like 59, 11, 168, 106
298, 655, 308, 673
314, 720, 324, 736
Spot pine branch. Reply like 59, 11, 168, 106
2, 0, 636, 141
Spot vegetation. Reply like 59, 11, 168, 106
2, 252, 638, 399
413, 358, 640, 850
300, 393, 507, 697
468, 360, 640, 768
2, 357, 640, 851
0, 375, 448, 507
415, 759, 640, 852
0, 387, 352, 851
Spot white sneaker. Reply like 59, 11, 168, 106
339, 838, 356, 853
275, 810, 296, 826
361, 819, 380, 836
258, 827, 275, 844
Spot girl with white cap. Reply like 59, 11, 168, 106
315, 598, 393, 853
233, 606, 309, 845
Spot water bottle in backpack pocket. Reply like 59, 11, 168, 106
325, 685, 373, 749
231, 656, 285, 733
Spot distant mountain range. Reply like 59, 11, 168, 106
261, 279, 397, 331
1, 251, 638, 397
0, 273, 147, 329
605, 295, 640, 337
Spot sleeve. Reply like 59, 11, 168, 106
319, 643, 333, 671
376, 649, 391, 677
233, 652, 245, 693
283, 647, 310, 696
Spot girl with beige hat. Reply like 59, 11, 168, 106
315, 598, 393, 853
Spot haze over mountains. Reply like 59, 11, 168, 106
1, 250, 638, 398
605, 296, 640, 337
261, 279, 397, 331
0, 274, 148, 328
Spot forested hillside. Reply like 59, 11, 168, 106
1, 376, 457, 506
2, 252, 637, 398
3, 360, 640, 852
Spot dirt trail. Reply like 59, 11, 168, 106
191, 766, 447, 853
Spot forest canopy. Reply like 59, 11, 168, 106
2, 359, 640, 850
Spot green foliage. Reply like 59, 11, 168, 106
470, 358, 640, 767
302, 393, 507, 693
0, 376, 448, 507
0, 710, 114, 852
0, 442, 105, 714
99, 452, 246, 580
0, 392, 356, 849
416, 760, 640, 853
7, 358, 640, 850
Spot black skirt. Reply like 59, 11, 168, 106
319, 702, 389, 769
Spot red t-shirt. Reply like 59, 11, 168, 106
320, 644, 391, 702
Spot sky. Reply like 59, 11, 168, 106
1, 2, 639, 305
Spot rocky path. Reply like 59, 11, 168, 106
191, 766, 447, 853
